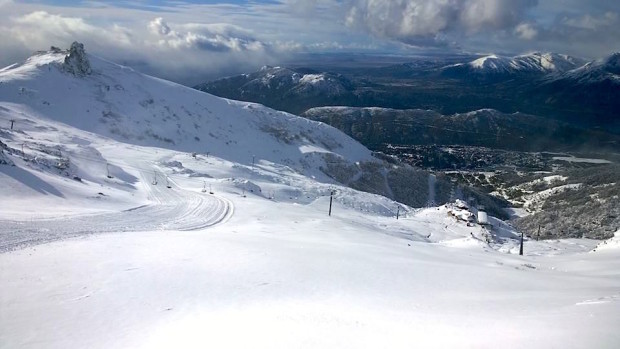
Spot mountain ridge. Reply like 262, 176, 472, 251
445, 52, 586, 76
197, 51, 620, 133
302, 107, 620, 152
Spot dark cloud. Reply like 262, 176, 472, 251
520, 11, 620, 58
344, 0, 538, 45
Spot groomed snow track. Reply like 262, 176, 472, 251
0, 170, 233, 253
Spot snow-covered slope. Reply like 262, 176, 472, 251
594, 230, 620, 251
0, 43, 381, 247
0, 47, 370, 173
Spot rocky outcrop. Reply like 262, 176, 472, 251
63, 42, 91, 76
0, 141, 13, 166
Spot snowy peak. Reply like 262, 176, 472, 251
440, 52, 585, 79
470, 55, 509, 70
552, 52, 620, 85
516, 52, 584, 72
194, 65, 356, 114
0, 51, 65, 82
0, 43, 373, 179
0, 42, 93, 82
249, 68, 352, 95
603, 52, 620, 74
248, 66, 302, 88
467, 52, 583, 74
294, 73, 353, 96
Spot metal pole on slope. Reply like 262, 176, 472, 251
537, 225, 541, 241
519, 231, 524, 256
329, 190, 334, 216
396, 206, 400, 220
10, 120, 15, 130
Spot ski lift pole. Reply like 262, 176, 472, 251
519, 231, 524, 256
397, 206, 400, 220
329, 190, 334, 216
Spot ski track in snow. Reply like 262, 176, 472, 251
0, 165, 233, 253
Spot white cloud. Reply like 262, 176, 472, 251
0, 11, 291, 84
9, 11, 133, 48
146, 18, 268, 52
515, 22, 538, 40
148, 17, 171, 36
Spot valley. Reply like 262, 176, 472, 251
200, 55, 620, 242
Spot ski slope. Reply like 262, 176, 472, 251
0, 159, 233, 251
2, 196, 619, 349
1, 45, 619, 349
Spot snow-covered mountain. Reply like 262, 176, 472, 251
526, 52, 620, 130
0, 46, 370, 174
0, 43, 388, 250
553, 52, 620, 84
443, 52, 585, 76
195, 65, 356, 114
242, 66, 353, 96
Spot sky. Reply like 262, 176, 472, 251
1, 0, 619, 84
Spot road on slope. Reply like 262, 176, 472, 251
0, 164, 233, 253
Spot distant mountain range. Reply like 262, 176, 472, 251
301, 107, 620, 152
196, 52, 620, 136
195, 66, 357, 115
442, 52, 587, 76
